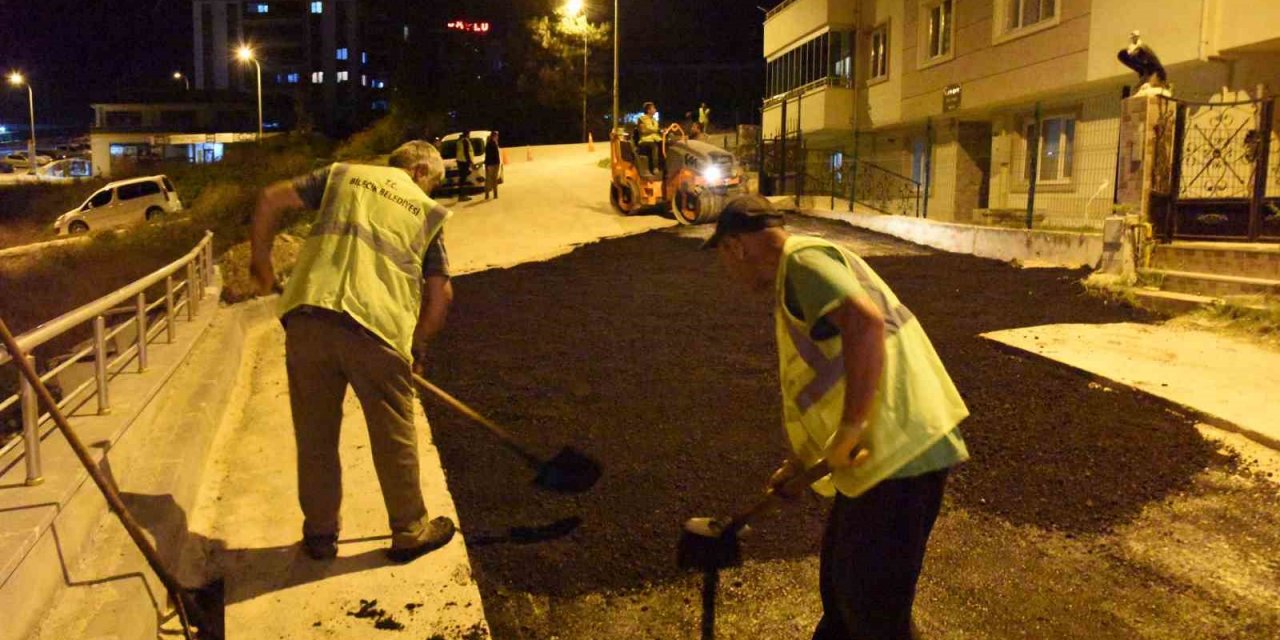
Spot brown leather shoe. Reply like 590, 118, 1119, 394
386, 517, 456, 563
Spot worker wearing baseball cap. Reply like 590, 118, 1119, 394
706, 194, 969, 639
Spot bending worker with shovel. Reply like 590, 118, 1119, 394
250, 141, 457, 563
704, 195, 970, 639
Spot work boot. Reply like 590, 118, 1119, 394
386, 517, 456, 563
302, 533, 338, 560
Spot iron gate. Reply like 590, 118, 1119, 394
1163, 96, 1279, 241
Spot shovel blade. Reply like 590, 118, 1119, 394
533, 446, 601, 493
178, 579, 225, 640
677, 529, 742, 571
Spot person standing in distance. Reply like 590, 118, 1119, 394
484, 130, 502, 201
249, 141, 458, 564
705, 195, 970, 639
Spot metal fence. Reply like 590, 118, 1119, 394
0, 232, 215, 486
761, 137, 923, 218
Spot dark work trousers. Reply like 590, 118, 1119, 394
813, 468, 949, 640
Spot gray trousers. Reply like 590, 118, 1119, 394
284, 309, 431, 549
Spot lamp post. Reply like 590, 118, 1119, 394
7, 72, 36, 175
612, 0, 619, 133
236, 46, 263, 140
173, 71, 190, 91
564, 0, 587, 142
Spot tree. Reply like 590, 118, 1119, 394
516, 10, 612, 141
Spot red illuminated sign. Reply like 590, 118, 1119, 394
447, 20, 490, 34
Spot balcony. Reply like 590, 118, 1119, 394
761, 79, 855, 144
764, 0, 857, 57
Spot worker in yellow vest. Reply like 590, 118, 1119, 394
637, 101, 664, 175
250, 140, 457, 564
703, 194, 969, 640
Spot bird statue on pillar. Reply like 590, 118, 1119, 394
1117, 31, 1170, 97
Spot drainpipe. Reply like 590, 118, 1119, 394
1026, 101, 1041, 229
922, 117, 933, 219
1198, 0, 1213, 61
850, 13, 862, 213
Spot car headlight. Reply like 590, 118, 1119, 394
702, 166, 723, 182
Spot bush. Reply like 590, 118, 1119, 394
333, 107, 448, 161
0, 180, 109, 248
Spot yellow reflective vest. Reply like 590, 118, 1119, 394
278, 163, 451, 361
638, 114, 661, 143
775, 236, 969, 498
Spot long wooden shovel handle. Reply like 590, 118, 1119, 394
0, 318, 196, 640
725, 448, 862, 536
411, 373, 542, 467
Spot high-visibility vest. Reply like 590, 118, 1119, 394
638, 115, 661, 143
698, 107, 710, 125
774, 235, 969, 498
278, 163, 451, 361
456, 138, 474, 164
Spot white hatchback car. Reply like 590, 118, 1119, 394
437, 131, 499, 194
54, 175, 183, 235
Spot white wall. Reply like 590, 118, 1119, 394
1087, 0, 1207, 82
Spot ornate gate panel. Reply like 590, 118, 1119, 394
1166, 97, 1276, 241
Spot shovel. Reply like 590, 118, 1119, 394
411, 374, 601, 493
0, 318, 224, 640
677, 449, 863, 572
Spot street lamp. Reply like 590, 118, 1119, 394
7, 72, 36, 175
612, 0, 619, 134
563, 0, 588, 142
173, 71, 190, 91
236, 45, 263, 140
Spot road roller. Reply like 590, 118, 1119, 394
609, 123, 745, 225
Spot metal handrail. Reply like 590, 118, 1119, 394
0, 232, 214, 486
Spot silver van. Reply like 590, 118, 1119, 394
54, 175, 183, 235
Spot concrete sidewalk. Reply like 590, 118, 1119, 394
178, 320, 489, 638
982, 322, 1280, 449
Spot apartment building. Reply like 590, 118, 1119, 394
192, 0, 397, 131
762, 0, 1280, 227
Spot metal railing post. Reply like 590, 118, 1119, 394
94, 315, 110, 414
165, 275, 176, 343
186, 262, 198, 320
135, 293, 148, 372
20, 355, 43, 486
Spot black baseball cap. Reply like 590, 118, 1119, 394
701, 194, 786, 249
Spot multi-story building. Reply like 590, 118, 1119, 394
762, 0, 1280, 227
192, 0, 397, 132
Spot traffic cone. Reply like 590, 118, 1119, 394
502, 149, 510, 165
526, 146, 533, 162
588, 133, 595, 152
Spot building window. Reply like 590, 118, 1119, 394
925, 1, 955, 61
337, 71, 349, 82
337, 47, 348, 60
311, 71, 324, 83
829, 31, 854, 87
869, 25, 889, 80
361, 74, 367, 86
250, 3, 269, 14
1023, 114, 1075, 183
287, 73, 299, 84
310, 1, 322, 13
1003, 0, 1055, 33
763, 30, 856, 100
361, 51, 368, 64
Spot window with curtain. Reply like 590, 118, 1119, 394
869, 25, 889, 80
1004, 0, 1055, 33
925, 1, 954, 60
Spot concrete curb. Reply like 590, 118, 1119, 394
771, 196, 1104, 269
980, 335, 1280, 452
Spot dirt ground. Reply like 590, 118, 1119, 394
423, 215, 1279, 639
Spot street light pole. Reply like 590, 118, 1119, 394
236, 46, 263, 140
612, 0, 619, 133
583, 34, 588, 142
7, 72, 36, 175
173, 71, 190, 91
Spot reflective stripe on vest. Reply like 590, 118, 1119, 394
775, 235, 969, 498
278, 163, 451, 360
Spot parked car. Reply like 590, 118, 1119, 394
54, 175, 183, 235
4, 151, 53, 170
436, 130, 495, 195
36, 158, 93, 182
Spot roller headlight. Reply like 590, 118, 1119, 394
702, 165, 723, 182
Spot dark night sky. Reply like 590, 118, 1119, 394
0, 0, 770, 129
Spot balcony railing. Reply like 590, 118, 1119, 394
0, 233, 215, 485
762, 76, 854, 109
765, 0, 802, 21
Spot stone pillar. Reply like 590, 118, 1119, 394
1115, 95, 1175, 222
